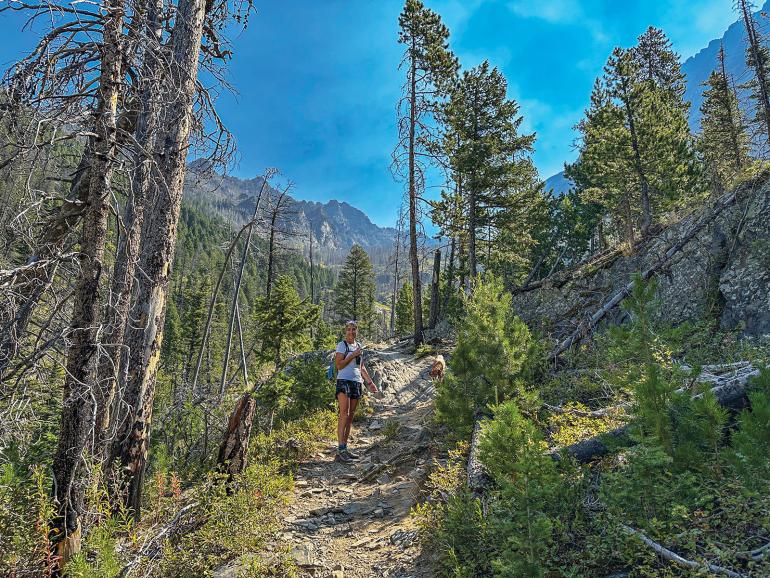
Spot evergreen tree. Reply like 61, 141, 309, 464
479, 401, 561, 578
435, 275, 532, 437
255, 275, 320, 369
444, 61, 539, 281
632, 26, 686, 97
568, 30, 702, 242
699, 44, 751, 192
395, 281, 414, 337
333, 244, 376, 336
738, 0, 770, 152
395, 0, 458, 346
181, 278, 210, 382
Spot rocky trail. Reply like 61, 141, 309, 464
217, 343, 441, 578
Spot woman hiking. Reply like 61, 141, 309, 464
335, 320, 379, 463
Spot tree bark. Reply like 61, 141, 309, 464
408, 45, 424, 347
468, 179, 478, 280
216, 392, 257, 485
94, 0, 164, 458
428, 248, 441, 330
113, 0, 208, 520
620, 74, 652, 237
442, 235, 456, 312
50, 0, 125, 566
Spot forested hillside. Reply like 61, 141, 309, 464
1, 0, 770, 577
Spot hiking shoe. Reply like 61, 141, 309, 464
344, 448, 360, 460
335, 450, 353, 463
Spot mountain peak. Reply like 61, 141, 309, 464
183, 164, 397, 263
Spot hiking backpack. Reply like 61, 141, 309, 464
326, 341, 349, 380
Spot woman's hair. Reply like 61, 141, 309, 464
345, 320, 358, 328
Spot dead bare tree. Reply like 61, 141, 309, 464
389, 203, 406, 336
263, 182, 297, 299
94, 0, 165, 459
218, 168, 275, 399
44, 0, 127, 566
111, 0, 216, 518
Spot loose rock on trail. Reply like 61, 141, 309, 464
217, 342, 441, 578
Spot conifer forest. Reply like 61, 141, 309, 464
3, 0, 770, 576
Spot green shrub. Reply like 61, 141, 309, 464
435, 274, 534, 438
413, 443, 492, 577
66, 518, 123, 578
0, 465, 56, 577
479, 401, 562, 577
729, 369, 770, 491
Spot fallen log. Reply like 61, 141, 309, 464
467, 413, 493, 500
553, 363, 765, 463
549, 188, 741, 361
118, 501, 201, 577
356, 442, 429, 484
620, 525, 749, 578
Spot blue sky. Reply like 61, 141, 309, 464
0, 1, 742, 226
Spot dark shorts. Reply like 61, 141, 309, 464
336, 379, 363, 400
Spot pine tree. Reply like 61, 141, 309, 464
738, 0, 770, 152
699, 43, 751, 192
333, 244, 377, 336
255, 275, 320, 369
395, 281, 414, 337
435, 275, 532, 436
445, 61, 539, 280
395, 0, 458, 346
633, 26, 686, 97
479, 400, 560, 578
568, 30, 702, 243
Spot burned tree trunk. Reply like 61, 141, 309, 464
113, 0, 208, 520
50, 0, 125, 566
216, 392, 257, 484
442, 235, 455, 313
94, 0, 164, 458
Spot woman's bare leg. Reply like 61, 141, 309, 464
343, 398, 359, 445
337, 392, 350, 448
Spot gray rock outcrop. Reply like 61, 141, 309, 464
512, 174, 770, 340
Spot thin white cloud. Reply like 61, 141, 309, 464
506, 0, 608, 43
507, 0, 582, 24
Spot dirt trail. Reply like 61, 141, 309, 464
218, 343, 439, 578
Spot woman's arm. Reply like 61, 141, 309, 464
335, 348, 361, 371
361, 364, 378, 393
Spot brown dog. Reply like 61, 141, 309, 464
429, 354, 445, 380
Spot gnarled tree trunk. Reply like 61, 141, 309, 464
50, 0, 125, 566
112, 0, 208, 520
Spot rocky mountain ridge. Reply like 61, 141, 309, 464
184, 163, 397, 265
